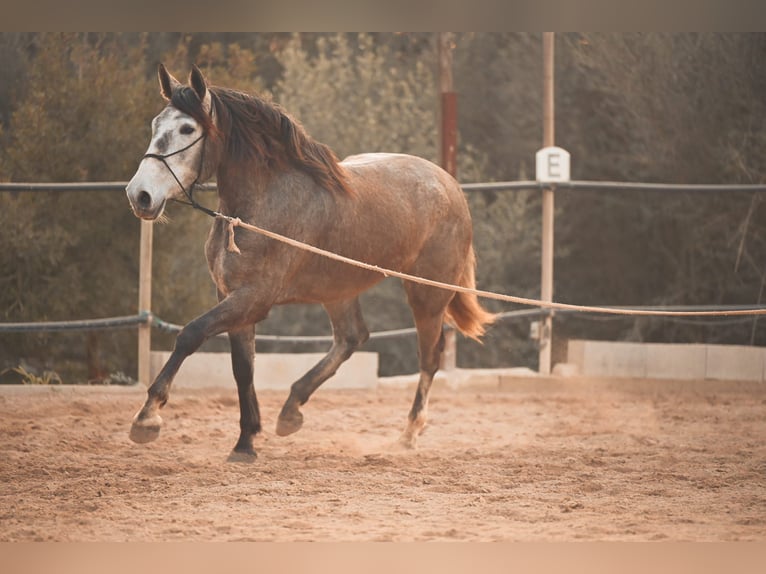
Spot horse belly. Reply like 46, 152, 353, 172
277, 255, 388, 304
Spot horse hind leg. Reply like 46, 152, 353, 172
276, 297, 369, 437
399, 282, 452, 448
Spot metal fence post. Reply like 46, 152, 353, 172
539, 32, 556, 375
138, 219, 153, 386
438, 32, 458, 372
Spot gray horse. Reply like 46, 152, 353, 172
125, 65, 495, 458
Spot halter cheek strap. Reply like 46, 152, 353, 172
140, 107, 240, 252
142, 130, 218, 218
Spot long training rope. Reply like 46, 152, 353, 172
147, 126, 766, 319
211, 212, 766, 318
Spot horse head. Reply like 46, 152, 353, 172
126, 64, 215, 220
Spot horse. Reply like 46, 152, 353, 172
125, 64, 496, 458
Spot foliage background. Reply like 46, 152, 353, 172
1, 33, 765, 381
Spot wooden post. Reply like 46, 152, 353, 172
539, 32, 555, 375
138, 219, 153, 386
438, 32, 458, 371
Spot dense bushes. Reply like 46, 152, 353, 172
1, 33, 765, 380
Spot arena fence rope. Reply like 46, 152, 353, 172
4, 179, 766, 342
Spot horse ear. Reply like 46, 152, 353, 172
158, 63, 181, 101
189, 64, 208, 102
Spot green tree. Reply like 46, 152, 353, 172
265, 33, 505, 374
554, 33, 766, 346
0, 33, 156, 377
275, 33, 437, 160
5, 32, 765, 381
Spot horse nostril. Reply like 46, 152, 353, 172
137, 191, 152, 209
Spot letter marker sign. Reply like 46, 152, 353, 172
536, 146, 570, 183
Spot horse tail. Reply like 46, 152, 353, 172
445, 246, 497, 342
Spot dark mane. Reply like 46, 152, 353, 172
171, 85, 353, 196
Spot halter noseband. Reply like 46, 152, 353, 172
141, 121, 218, 218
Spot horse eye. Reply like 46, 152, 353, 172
180, 125, 195, 135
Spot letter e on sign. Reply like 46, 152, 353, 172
536, 146, 570, 183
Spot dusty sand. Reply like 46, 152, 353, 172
0, 376, 764, 541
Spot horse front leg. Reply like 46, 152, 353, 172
227, 325, 261, 459
129, 288, 266, 445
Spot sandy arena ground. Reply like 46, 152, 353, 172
0, 375, 764, 541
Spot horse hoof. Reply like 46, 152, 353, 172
227, 449, 257, 463
275, 409, 303, 437
229, 435, 257, 461
129, 413, 162, 444
397, 434, 417, 450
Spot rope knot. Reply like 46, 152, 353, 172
224, 216, 242, 254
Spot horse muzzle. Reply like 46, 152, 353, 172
126, 183, 167, 221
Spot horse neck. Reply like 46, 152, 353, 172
214, 158, 273, 216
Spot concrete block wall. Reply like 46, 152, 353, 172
567, 340, 766, 381
150, 351, 379, 390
